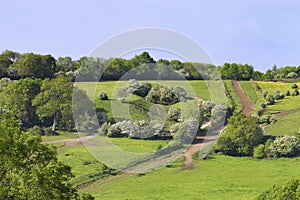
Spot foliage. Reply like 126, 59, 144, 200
0, 114, 78, 199
1, 78, 41, 127
292, 89, 299, 96
215, 114, 263, 156
103, 120, 164, 139
167, 108, 181, 122
146, 85, 186, 105
291, 83, 298, 89
14, 53, 56, 79
98, 91, 108, 100
269, 136, 300, 158
257, 179, 300, 200
122, 79, 152, 97
32, 75, 73, 131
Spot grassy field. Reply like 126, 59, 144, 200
239, 81, 265, 109
256, 81, 300, 111
265, 110, 300, 136
76, 80, 227, 122
81, 155, 300, 200
49, 80, 300, 199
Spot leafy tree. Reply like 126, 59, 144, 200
32, 76, 73, 131
286, 72, 298, 79
14, 53, 56, 79
169, 60, 182, 70
0, 114, 78, 199
215, 114, 263, 156
1, 78, 41, 127
56, 56, 78, 72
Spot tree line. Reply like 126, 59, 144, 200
1, 50, 299, 81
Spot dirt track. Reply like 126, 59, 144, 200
232, 81, 255, 115
44, 135, 95, 146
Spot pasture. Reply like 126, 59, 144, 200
81, 155, 300, 200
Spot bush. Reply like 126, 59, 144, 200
98, 91, 108, 100
291, 83, 298, 89
262, 90, 268, 99
167, 108, 180, 121
29, 125, 45, 135
285, 90, 291, 96
257, 179, 300, 200
203, 101, 216, 113
292, 89, 299, 96
122, 79, 152, 97
269, 136, 300, 158
265, 95, 275, 105
273, 91, 284, 100
253, 144, 265, 159
253, 139, 273, 159
146, 85, 186, 105
260, 103, 266, 109
215, 114, 263, 156
286, 72, 298, 79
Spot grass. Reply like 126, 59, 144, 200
76, 80, 227, 122
265, 110, 300, 136
42, 131, 79, 141
107, 137, 170, 153
224, 80, 242, 113
57, 145, 105, 177
257, 81, 300, 111
81, 155, 300, 200
239, 81, 258, 105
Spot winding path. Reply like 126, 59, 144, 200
232, 81, 255, 115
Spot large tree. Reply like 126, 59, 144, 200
0, 114, 78, 199
1, 78, 41, 127
32, 76, 73, 131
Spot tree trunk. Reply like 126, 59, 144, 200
52, 113, 57, 131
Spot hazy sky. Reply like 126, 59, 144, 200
1, 0, 300, 71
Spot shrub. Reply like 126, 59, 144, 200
285, 90, 291, 96
122, 79, 152, 97
292, 89, 299, 96
146, 85, 186, 105
96, 111, 108, 125
262, 90, 268, 99
291, 83, 298, 89
273, 91, 284, 100
168, 108, 180, 121
203, 101, 216, 113
257, 179, 300, 200
265, 95, 275, 105
269, 136, 300, 158
215, 114, 264, 156
98, 91, 108, 100
29, 125, 45, 135
253, 144, 266, 159
253, 139, 273, 159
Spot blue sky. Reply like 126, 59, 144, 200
1, 0, 300, 72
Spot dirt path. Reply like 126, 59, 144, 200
44, 135, 96, 146
232, 81, 255, 115
182, 121, 217, 170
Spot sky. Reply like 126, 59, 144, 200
1, 0, 300, 72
